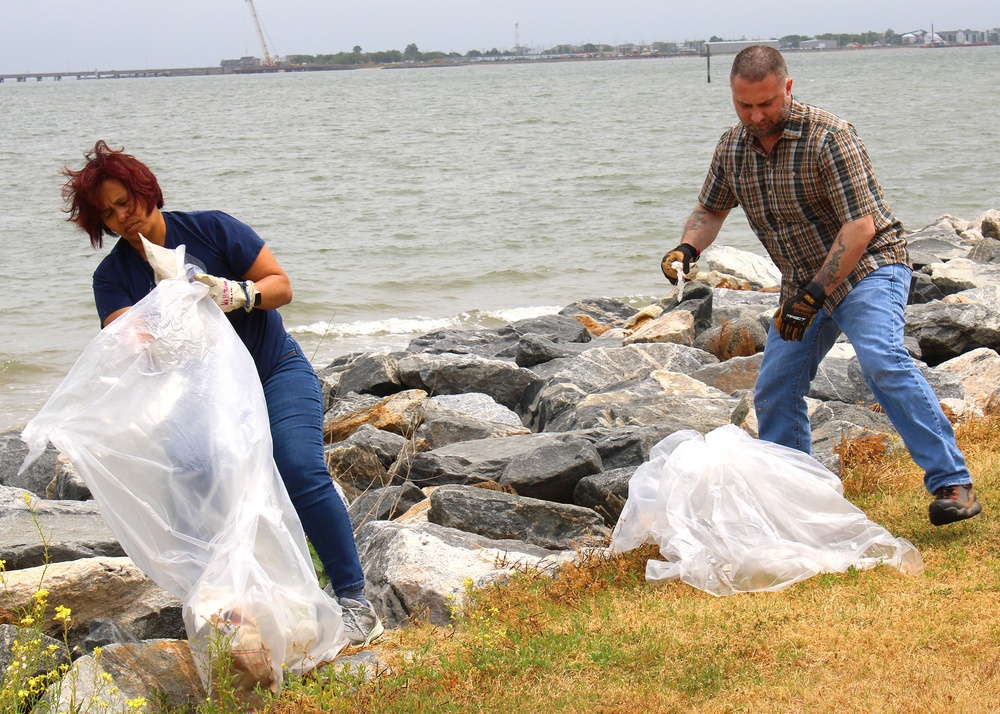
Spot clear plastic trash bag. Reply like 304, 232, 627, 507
610, 425, 923, 596
19, 242, 347, 690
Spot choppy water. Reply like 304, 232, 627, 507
2, 46, 999, 430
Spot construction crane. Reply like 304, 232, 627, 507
245, 0, 276, 67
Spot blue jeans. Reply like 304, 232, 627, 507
754, 264, 970, 494
262, 336, 366, 596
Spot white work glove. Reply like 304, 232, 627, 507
193, 273, 259, 313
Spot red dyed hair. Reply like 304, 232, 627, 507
61, 140, 164, 248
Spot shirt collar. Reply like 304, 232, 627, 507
744, 99, 806, 153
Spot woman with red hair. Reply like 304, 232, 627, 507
62, 140, 383, 646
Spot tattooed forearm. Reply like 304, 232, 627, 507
684, 208, 709, 236
816, 238, 848, 290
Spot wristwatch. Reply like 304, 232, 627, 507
254, 291, 262, 308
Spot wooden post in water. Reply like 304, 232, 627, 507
706, 43, 711, 83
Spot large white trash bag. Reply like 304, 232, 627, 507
610, 425, 923, 596
19, 243, 347, 691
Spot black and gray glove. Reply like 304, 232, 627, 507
774, 281, 826, 341
660, 243, 700, 284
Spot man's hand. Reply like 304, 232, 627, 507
193, 273, 259, 313
774, 281, 826, 341
660, 243, 700, 284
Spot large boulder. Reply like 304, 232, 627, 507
415, 394, 529, 449
904, 302, 1000, 365
323, 389, 428, 443
397, 353, 540, 411
573, 466, 634, 527
39, 641, 206, 713
700, 244, 781, 290
427, 485, 609, 550
0, 487, 125, 570
0, 427, 59, 498
0, 557, 184, 651
522, 342, 717, 431
405, 432, 603, 503
347, 482, 427, 531
543, 371, 737, 434
355, 521, 575, 628
934, 348, 1000, 410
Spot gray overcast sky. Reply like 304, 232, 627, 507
1, 1, 997, 74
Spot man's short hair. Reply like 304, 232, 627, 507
730, 45, 787, 84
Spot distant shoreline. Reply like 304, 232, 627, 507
3, 42, 996, 85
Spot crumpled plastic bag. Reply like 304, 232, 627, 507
610, 425, 923, 596
20, 241, 347, 691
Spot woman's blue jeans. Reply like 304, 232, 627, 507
754, 263, 970, 494
262, 336, 366, 596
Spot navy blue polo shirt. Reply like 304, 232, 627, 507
93, 210, 288, 380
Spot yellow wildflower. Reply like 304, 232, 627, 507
54, 605, 72, 623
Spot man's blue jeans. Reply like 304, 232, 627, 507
755, 263, 971, 494
263, 336, 366, 596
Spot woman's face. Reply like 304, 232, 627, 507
96, 179, 159, 243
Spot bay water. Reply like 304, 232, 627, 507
2, 46, 999, 431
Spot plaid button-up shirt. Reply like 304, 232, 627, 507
699, 100, 909, 308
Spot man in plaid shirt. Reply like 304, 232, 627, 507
662, 44, 981, 526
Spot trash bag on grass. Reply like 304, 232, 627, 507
610, 425, 923, 596
19, 243, 347, 692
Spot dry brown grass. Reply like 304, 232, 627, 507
268, 417, 1000, 714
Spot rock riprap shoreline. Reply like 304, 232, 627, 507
2, 210, 1000, 709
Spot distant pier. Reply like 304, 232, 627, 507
0, 65, 307, 83
0, 63, 365, 83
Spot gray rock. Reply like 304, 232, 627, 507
813, 401, 897, 436
324, 443, 393, 493
405, 432, 602, 503
908, 272, 945, 304
416, 397, 529, 449
905, 301, 1000, 365
1, 427, 59, 498
515, 333, 594, 367
355, 520, 574, 628
661, 284, 714, 335
335, 352, 405, 398
348, 482, 427, 531
0, 488, 126, 569
693, 319, 767, 362
690, 353, 764, 394
811, 420, 892, 469
342, 424, 410, 470
510, 313, 593, 344
908, 237, 970, 268
39, 640, 206, 713
429, 393, 523, 426
558, 297, 640, 328
522, 342, 717, 431
549, 390, 737, 434
700, 245, 782, 290
397, 352, 540, 411
967, 236, 1000, 263
0, 557, 185, 652
572, 425, 677, 471
573, 467, 635, 527
45, 456, 92, 501
81, 618, 142, 653
428, 485, 609, 550
925, 259, 1000, 294
808, 344, 963, 405
542, 372, 737, 434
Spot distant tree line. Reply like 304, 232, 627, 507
285, 43, 514, 66
778, 30, 902, 47
282, 27, 992, 67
